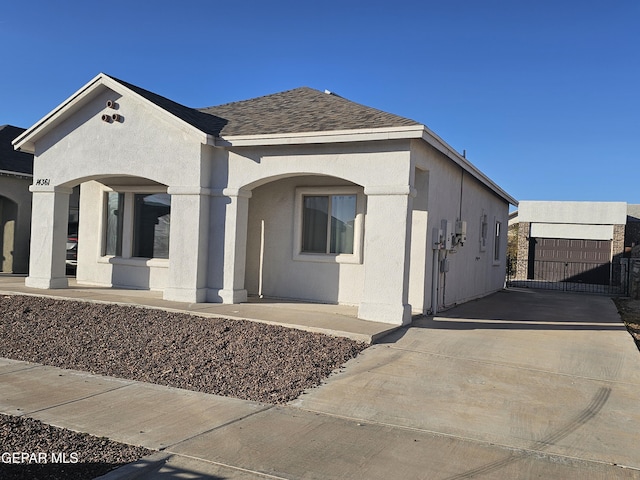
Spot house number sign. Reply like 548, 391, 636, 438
35, 178, 51, 186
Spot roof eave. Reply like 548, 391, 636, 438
12, 73, 105, 154
420, 127, 518, 207
0, 169, 33, 179
216, 125, 425, 147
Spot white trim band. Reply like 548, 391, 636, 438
364, 185, 417, 197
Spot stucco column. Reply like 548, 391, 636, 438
163, 187, 210, 303
25, 185, 72, 289
210, 188, 251, 303
358, 186, 415, 325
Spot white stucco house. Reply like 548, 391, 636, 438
13, 73, 516, 325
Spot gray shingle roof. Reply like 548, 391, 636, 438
0, 125, 33, 175
199, 87, 421, 136
108, 75, 420, 137
108, 76, 228, 136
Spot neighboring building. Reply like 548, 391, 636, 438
13, 73, 516, 325
626, 204, 640, 257
510, 201, 640, 289
0, 125, 33, 273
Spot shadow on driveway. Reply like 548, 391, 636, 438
380, 288, 626, 344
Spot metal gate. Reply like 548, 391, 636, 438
506, 256, 629, 295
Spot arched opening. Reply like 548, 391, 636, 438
72, 175, 171, 291
244, 174, 366, 305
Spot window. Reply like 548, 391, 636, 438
104, 192, 124, 256
302, 194, 356, 254
494, 220, 502, 263
102, 190, 171, 260
133, 193, 171, 259
294, 187, 364, 264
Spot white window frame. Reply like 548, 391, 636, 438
98, 185, 170, 267
493, 217, 502, 265
293, 186, 364, 264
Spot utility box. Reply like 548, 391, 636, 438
455, 220, 467, 244
440, 258, 450, 272
441, 220, 453, 250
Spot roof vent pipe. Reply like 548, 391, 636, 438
112, 113, 122, 122
106, 100, 117, 109
101, 114, 112, 123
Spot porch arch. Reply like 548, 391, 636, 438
244, 174, 366, 305
214, 167, 415, 324
27, 174, 174, 291
240, 170, 366, 192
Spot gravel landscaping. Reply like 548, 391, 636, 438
0, 414, 152, 480
0, 294, 368, 479
0, 294, 367, 403
613, 297, 640, 351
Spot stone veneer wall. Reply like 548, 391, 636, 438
613, 224, 625, 258
516, 222, 530, 279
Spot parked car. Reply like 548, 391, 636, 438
66, 223, 78, 268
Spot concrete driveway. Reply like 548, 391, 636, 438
283, 288, 640, 477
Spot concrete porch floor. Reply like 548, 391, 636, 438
0, 274, 400, 343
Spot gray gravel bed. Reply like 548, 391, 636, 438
0, 294, 367, 403
0, 413, 153, 480
0, 294, 368, 479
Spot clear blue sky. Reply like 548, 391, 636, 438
1, 1, 638, 207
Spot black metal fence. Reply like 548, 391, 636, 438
506, 256, 629, 295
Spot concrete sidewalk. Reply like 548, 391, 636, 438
2, 288, 640, 478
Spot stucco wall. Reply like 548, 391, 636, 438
34, 86, 204, 188
529, 223, 614, 240
245, 175, 365, 304
518, 201, 627, 225
217, 141, 413, 191
408, 140, 509, 313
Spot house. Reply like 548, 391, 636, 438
13, 73, 516, 325
0, 125, 33, 273
510, 200, 640, 290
